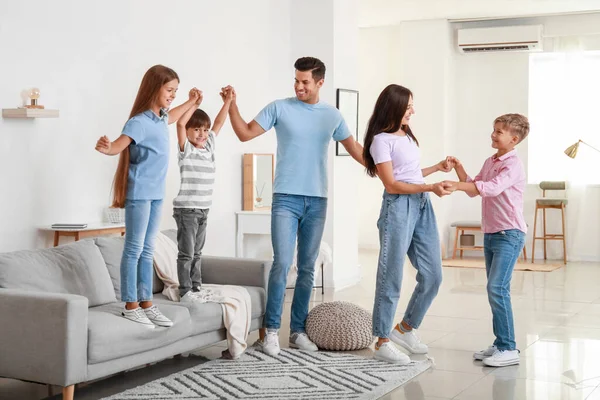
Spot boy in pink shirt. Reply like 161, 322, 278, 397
445, 113, 529, 367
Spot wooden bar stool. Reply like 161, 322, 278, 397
532, 181, 568, 264
451, 221, 527, 260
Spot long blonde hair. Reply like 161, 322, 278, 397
112, 65, 179, 207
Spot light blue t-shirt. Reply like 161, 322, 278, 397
254, 97, 351, 198
122, 109, 170, 200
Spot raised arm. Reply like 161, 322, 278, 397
225, 86, 266, 142
168, 87, 199, 125
176, 89, 202, 151
212, 88, 234, 135
376, 161, 450, 197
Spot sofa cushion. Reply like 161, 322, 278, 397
94, 236, 164, 299
0, 239, 116, 307
87, 302, 192, 364
153, 286, 266, 336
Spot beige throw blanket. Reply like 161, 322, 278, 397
153, 232, 251, 359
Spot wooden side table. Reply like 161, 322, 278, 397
43, 223, 126, 247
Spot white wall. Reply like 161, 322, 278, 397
0, 0, 290, 255
358, 13, 600, 262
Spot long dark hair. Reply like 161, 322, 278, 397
363, 84, 418, 177
112, 65, 179, 207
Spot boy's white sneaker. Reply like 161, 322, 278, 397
122, 307, 155, 328
143, 305, 174, 327
374, 342, 411, 365
180, 291, 203, 303
473, 345, 497, 361
289, 332, 318, 352
482, 349, 520, 367
390, 326, 428, 354
262, 331, 280, 356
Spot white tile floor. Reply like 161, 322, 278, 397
2, 249, 600, 400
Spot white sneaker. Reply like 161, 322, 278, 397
262, 331, 280, 356
289, 332, 318, 352
473, 345, 497, 361
122, 307, 154, 329
143, 305, 173, 327
390, 325, 428, 354
482, 349, 520, 367
180, 292, 203, 303
374, 342, 411, 365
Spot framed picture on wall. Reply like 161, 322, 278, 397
335, 88, 359, 156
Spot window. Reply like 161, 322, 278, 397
528, 52, 600, 184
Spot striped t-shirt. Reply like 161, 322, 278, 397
173, 132, 216, 209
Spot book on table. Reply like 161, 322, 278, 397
51, 223, 88, 229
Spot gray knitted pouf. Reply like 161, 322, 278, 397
306, 301, 374, 351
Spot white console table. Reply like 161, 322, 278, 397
235, 211, 271, 257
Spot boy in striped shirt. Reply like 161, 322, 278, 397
173, 88, 232, 303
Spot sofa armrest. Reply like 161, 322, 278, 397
0, 289, 88, 386
202, 256, 270, 289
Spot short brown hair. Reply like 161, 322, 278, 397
294, 57, 326, 81
494, 113, 529, 143
186, 109, 211, 130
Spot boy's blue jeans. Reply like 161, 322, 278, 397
264, 193, 327, 333
372, 192, 443, 338
484, 229, 525, 351
120, 199, 163, 303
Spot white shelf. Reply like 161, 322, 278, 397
2, 108, 59, 118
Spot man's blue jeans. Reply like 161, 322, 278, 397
264, 193, 327, 333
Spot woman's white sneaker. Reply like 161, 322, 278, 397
122, 307, 155, 328
143, 305, 173, 327
390, 326, 428, 354
482, 349, 520, 367
473, 345, 497, 360
374, 342, 411, 364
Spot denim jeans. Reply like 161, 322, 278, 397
484, 229, 525, 351
173, 208, 208, 297
120, 199, 163, 303
264, 193, 327, 333
372, 192, 443, 338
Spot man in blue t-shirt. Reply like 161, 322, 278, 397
226, 57, 364, 356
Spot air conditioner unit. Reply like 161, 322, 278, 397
457, 25, 543, 54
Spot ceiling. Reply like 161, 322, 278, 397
358, 0, 600, 27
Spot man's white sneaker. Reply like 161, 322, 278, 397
374, 342, 411, 365
289, 332, 318, 352
122, 307, 154, 328
473, 345, 497, 361
143, 305, 173, 327
262, 331, 280, 356
390, 326, 428, 354
482, 349, 520, 367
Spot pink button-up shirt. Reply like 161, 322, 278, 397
467, 150, 527, 234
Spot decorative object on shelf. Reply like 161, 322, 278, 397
25, 87, 44, 109
564, 139, 600, 159
3, 87, 59, 118
255, 182, 265, 208
243, 153, 274, 211
335, 88, 359, 156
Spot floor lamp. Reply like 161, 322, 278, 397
564, 140, 600, 158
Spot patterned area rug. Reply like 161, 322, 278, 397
102, 348, 432, 400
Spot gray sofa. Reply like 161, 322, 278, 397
0, 230, 269, 399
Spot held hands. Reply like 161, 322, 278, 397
438, 156, 461, 172
431, 181, 453, 198
220, 85, 236, 104
189, 88, 203, 105
95, 135, 111, 155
